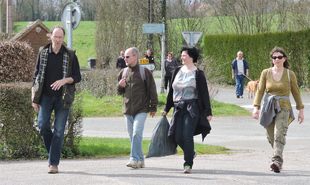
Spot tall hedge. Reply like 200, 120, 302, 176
203, 29, 310, 87
0, 41, 36, 82
0, 83, 42, 159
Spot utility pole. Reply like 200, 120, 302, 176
0, 1, 3, 33
6, 0, 12, 34
147, 0, 153, 51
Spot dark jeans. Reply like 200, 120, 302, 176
174, 102, 200, 168
38, 94, 69, 166
164, 76, 172, 90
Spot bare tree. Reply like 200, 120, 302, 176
77, 0, 96, 21
94, 0, 148, 68
165, 0, 212, 58
211, 0, 278, 34
289, 0, 310, 30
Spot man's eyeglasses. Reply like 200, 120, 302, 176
125, 55, 135, 58
272, 56, 284, 60
53, 36, 64, 40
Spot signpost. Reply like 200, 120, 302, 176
142, 23, 165, 94
61, 2, 81, 49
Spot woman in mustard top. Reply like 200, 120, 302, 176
252, 47, 304, 173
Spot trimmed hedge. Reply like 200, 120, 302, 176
0, 41, 36, 83
0, 83, 42, 159
203, 29, 310, 87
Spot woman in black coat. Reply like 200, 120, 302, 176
163, 46, 212, 174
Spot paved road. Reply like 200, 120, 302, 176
1, 72, 310, 184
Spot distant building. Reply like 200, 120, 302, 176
10, 19, 50, 55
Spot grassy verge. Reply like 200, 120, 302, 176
78, 137, 230, 158
82, 90, 251, 117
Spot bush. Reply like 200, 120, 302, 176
0, 83, 43, 159
62, 83, 84, 157
81, 67, 119, 97
0, 41, 36, 83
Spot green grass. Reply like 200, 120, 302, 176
81, 91, 123, 117
82, 91, 251, 117
78, 137, 230, 158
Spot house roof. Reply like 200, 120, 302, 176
10, 19, 50, 41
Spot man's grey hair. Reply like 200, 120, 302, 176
237, 51, 243, 55
130, 47, 140, 59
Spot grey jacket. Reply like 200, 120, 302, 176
260, 93, 295, 128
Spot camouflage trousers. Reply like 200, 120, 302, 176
266, 109, 290, 167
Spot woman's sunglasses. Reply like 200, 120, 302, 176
271, 56, 284, 60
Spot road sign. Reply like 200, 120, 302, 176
61, 2, 81, 30
139, 59, 149, 64
143, 24, 165, 34
181, 31, 202, 47
140, 63, 156, 72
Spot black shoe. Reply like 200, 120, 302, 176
270, 162, 281, 173
236, 94, 240, 98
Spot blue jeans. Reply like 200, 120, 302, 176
174, 102, 200, 168
124, 112, 148, 162
38, 94, 69, 166
235, 75, 245, 96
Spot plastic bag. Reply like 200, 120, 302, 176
146, 115, 178, 158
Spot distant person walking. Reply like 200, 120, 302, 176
116, 50, 126, 69
171, 52, 179, 65
163, 46, 212, 174
164, 52, 179, 90
32, 25, 81, 174
144, 49, 156, 70
252, 47, 304, 173
117, 47, 158, 168
231, 51, 249, 98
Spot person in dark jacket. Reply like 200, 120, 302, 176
116, 50, 126, 69
164, 52, 178, 90
163, 46, 212, 174
118, 47, 158, 169
144, 49, 156, 70
31, 25, 81, 174
231, 51, 249, 98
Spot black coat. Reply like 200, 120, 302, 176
164, 66, 212, 141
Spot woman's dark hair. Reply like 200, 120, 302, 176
270, 46, 290, 69
181, 46, 199, 63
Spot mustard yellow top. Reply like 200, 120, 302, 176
253, 68, 304, 110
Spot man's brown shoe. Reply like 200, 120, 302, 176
48, 165, 58, 174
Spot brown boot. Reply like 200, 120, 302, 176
48, 165, 58, 174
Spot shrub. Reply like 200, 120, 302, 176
0, 41, 36, 83
62, 83, 84, 157
0, 83, 43, 159
197, 56, 223, 100
81, 67, 119, 97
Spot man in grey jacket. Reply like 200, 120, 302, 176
118, 47, 158, 168
32, 25, 81, 174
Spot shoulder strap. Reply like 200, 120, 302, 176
287, 68, 290, 89
266, 68, 271, 79
139, 66, 146, 81
122, 67, 128, 79
122, 66, 146, 82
